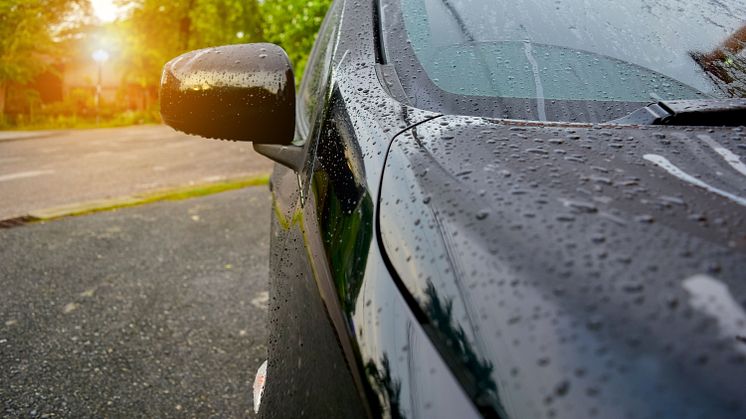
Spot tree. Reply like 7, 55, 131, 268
110, 0, 327, 111
0, 0, 90, 114
261, 0, 332, 79
115, 0, 264, 100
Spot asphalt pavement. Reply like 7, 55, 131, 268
0, 125, 273, 220
1, 187, 271, 418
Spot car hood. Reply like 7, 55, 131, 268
378, 116, 746, 418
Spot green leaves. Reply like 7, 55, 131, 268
261, 0, 332, 80
0, 0, 88, 84
117, 0, 331, 93
117, 0, 265, 88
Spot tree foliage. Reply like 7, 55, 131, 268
115, 0, 331, 94
0, 0, 334, 122
115, 0, 264, 89
0, 0, 90, 114
261, 0, 332, 80
0, 0, 89, 83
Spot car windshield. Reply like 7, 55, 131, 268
381, 0, 746, 122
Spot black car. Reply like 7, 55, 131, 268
160, 0, 746, 417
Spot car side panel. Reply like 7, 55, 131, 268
260, 162, 368, 418
261, 0, 482, 416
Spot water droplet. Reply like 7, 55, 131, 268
555, 380, 570, 397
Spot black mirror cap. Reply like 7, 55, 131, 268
160, 43, 295, 144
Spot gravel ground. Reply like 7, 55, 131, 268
0, 187, 271, 418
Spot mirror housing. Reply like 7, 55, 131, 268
160, 43, 295, 144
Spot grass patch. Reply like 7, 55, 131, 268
141, 175, 270, 203
27, 174, 270, 222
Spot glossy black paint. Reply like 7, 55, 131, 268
380, 119, 746, 418
258, 0, 480, 416
160, 43, 295, 144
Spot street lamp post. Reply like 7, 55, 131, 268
92, 49, 109, 126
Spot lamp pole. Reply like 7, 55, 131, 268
92, 49, 109, 126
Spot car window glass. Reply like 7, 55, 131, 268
296, 0, 343, 140
384, 0, 746, 122
401, 0, 745, 103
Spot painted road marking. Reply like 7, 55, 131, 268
0, 170, 54, 182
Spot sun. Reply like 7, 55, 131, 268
91, 0, 119, 22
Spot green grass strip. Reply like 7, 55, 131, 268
27, 174, 270, 221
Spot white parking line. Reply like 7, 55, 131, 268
0, 170, 54, 182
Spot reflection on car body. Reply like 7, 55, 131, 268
160, 0, 746, 417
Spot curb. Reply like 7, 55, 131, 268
0, 174, 270, 228
0, 131, 66, 143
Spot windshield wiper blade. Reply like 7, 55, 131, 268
609, 99, 746, 126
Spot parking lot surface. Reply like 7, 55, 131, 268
1, 187, 270, 418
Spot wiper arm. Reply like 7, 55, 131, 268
609, 99, 746, 126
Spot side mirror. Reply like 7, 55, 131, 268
160, 43, 295, 144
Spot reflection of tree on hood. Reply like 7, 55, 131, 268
423, 282, 507, 417
691, 24, 746, 96
364, 355, 405, 419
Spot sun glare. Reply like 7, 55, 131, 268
91, 0, 119, 22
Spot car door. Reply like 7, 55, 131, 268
259, 1, 372, 417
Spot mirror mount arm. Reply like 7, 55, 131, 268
253, 143, 305, 172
